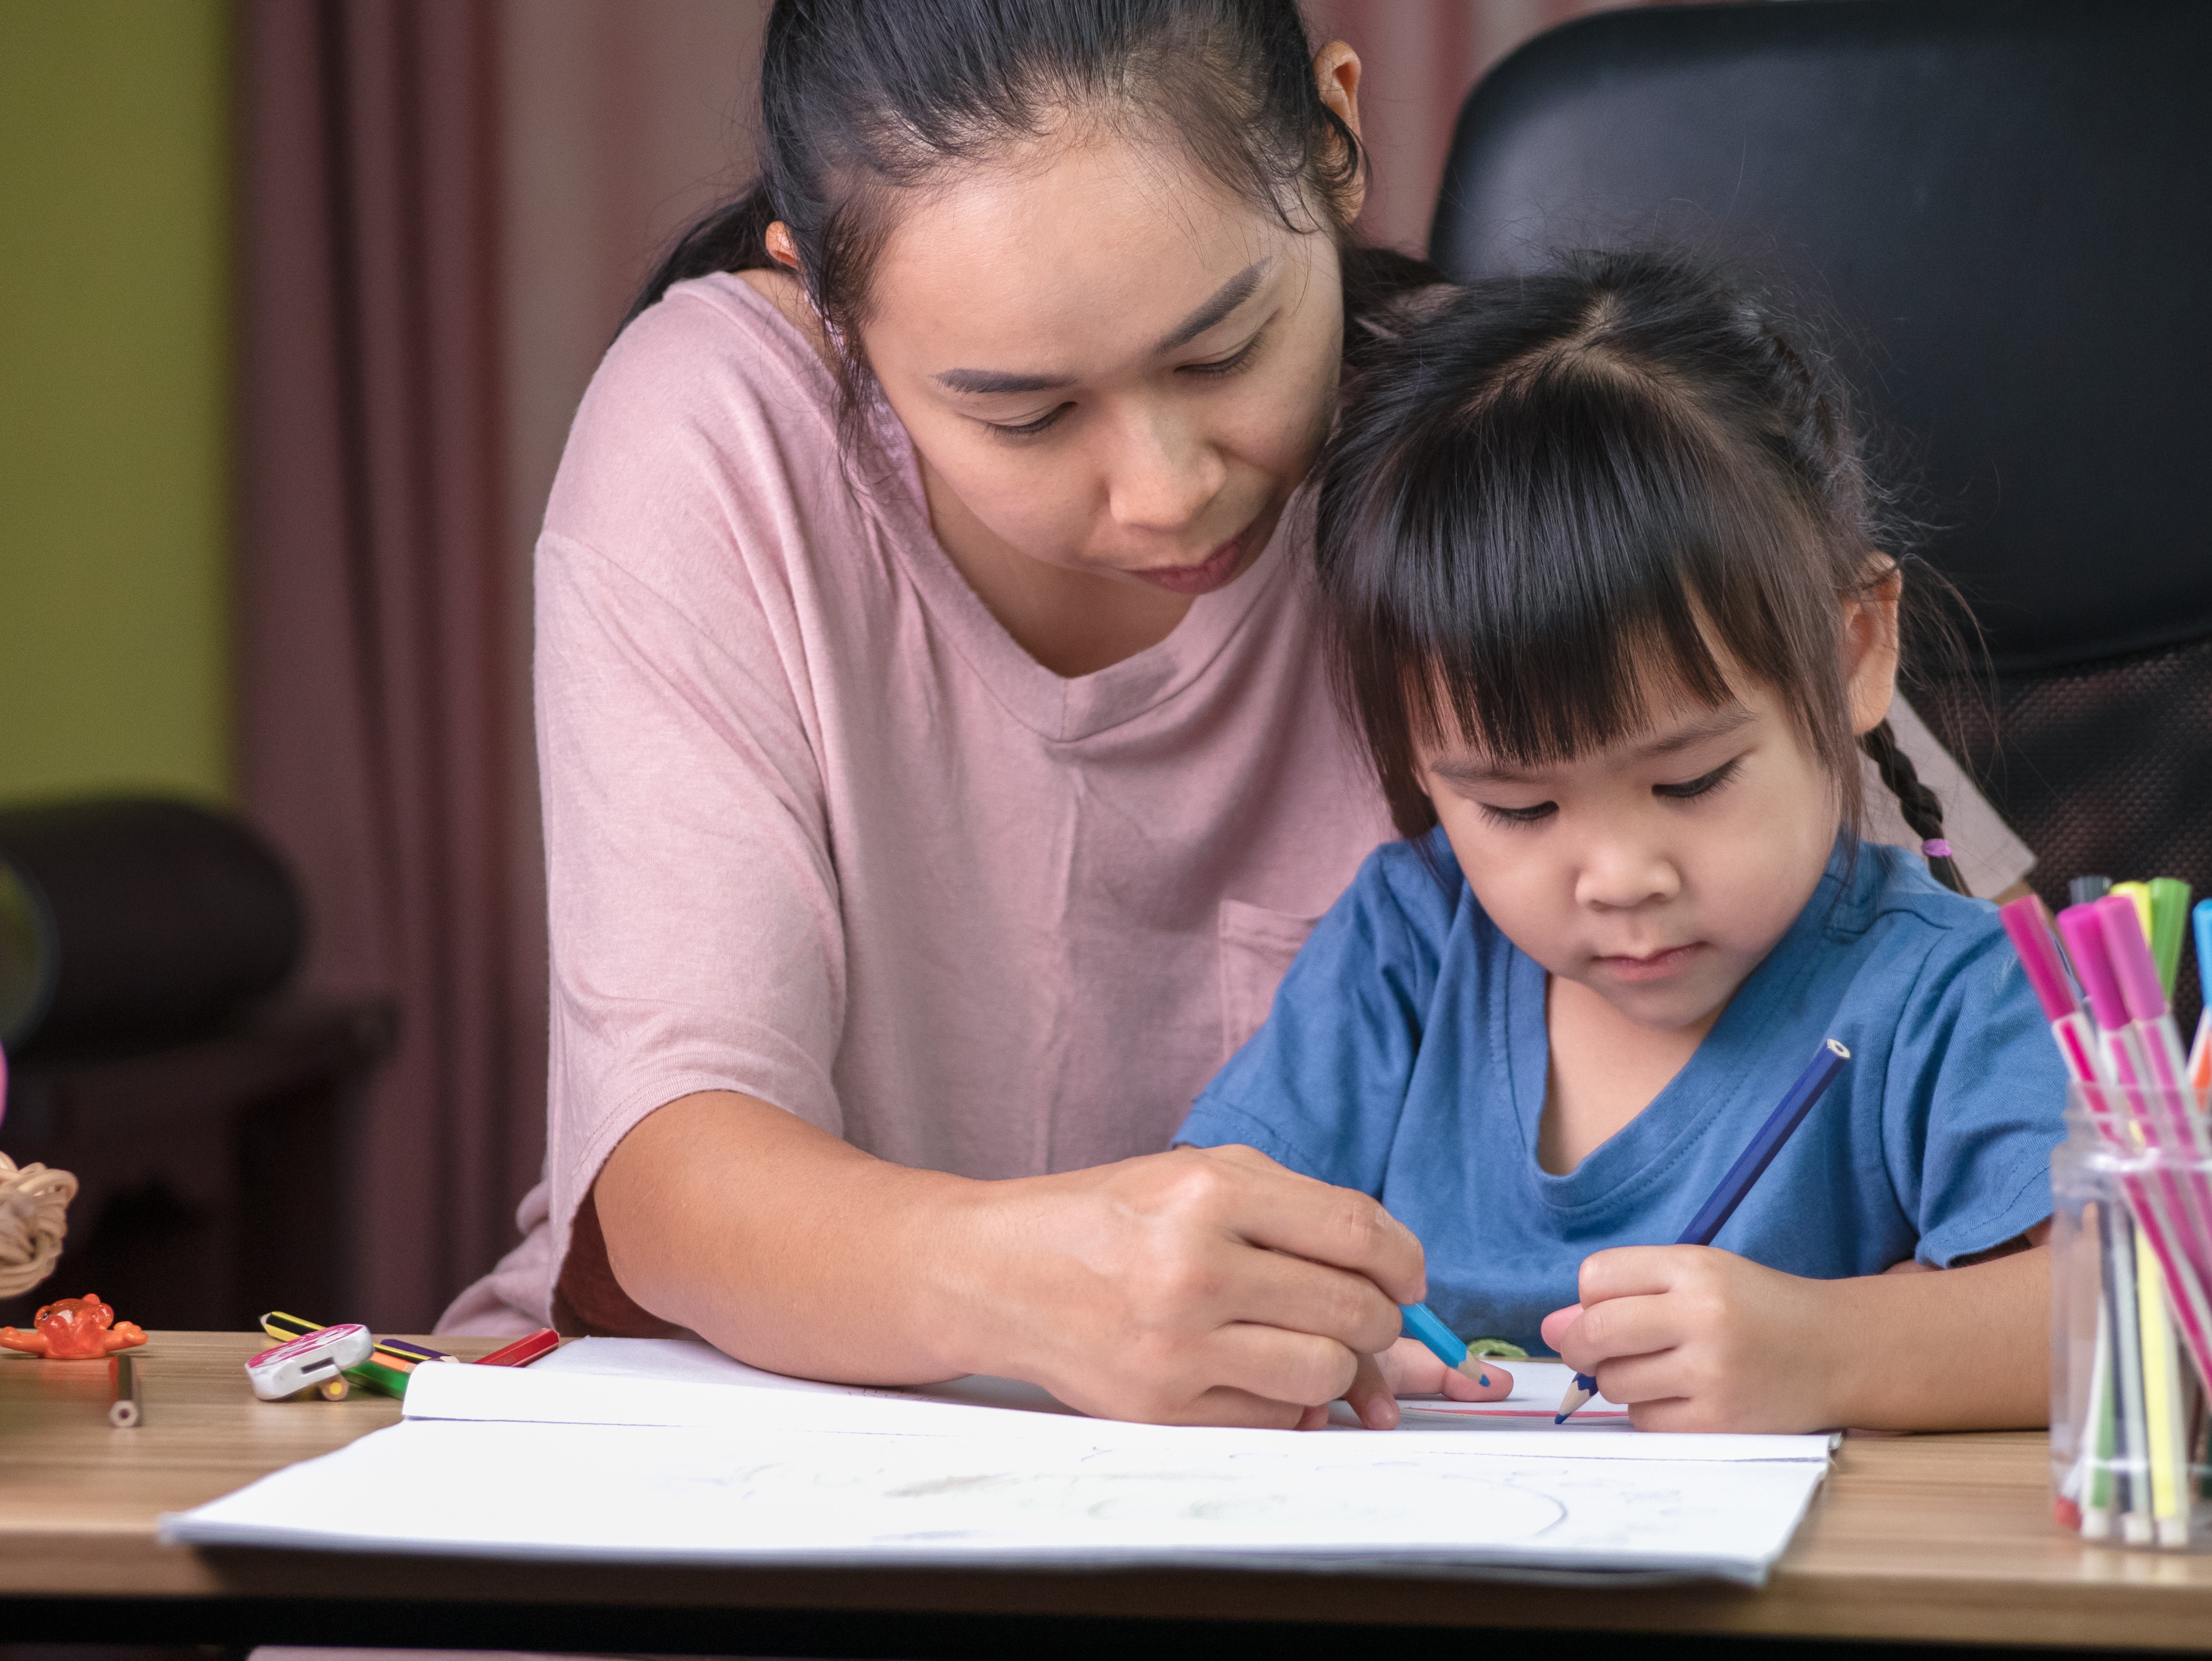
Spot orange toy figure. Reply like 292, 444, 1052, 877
0, 1293, 147, 1359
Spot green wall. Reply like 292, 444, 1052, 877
0, 1, 232, 806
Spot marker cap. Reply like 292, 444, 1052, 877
2097, 892, 2168, 1022
2194, 898, 2212, 1011
2058, 903, 2129, 1032
2147, 878, 2190, 994
1999, 896, 2076, 1022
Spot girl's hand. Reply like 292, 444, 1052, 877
1539, 1245, 1843, 1432
1542, 1238, 2053, 1433
1336, 1337, 1515, 1429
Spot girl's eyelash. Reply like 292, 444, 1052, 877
1654, 757, 1744, 800
1478, 800, 1557, 829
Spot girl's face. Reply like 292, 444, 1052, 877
1416, 600, 1899, 1034
857, 130, 1351, 599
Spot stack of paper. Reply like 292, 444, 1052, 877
163, 1340, 1830, 1583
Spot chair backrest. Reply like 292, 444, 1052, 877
1430, 0, 2212, 1026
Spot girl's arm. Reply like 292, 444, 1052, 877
1540, 1235, 2050, 1432
594, 1090, 1427, 1428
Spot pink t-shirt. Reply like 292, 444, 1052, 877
443, 273, 1390, 1331
444, 273, 2034, 1335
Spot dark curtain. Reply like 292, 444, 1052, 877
236, 0, 545, 1330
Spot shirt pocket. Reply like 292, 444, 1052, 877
1218, 899, 1323, 1064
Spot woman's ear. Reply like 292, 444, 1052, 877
743, 225, 831, 362
1843, 562, 1903, 736
1313, 41, 1368, 222
766, 221, 804, 275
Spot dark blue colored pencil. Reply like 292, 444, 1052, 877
1555, 1037, 1852, 1423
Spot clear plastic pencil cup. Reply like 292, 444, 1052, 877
2051, 1083, 2212, 1549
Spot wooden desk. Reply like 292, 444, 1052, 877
4, 1333, 2210, 1656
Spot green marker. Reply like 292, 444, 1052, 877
2148, 878, 2191, 1001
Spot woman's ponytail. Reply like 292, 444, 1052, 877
1860, 719, 1969, 895
623, 182, 782, 332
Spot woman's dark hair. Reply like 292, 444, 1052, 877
626, 0, 1431, 446
1314, 249, 1971, 894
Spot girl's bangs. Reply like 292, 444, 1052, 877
1367, 369, 1806, 770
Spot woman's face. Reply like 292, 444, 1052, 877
858, 131, 1349, 599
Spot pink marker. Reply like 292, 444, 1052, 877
2098, 895, 2212, 1263
2060, 903, 2150, 1088
2099, 895, 2193, 1095
2053, 902, 2212, 1388
2002, 897, 2105, 1090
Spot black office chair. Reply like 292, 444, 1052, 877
1430, 0, 2212, 1028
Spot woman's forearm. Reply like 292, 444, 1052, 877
591, 1094, 1426, 1423
594, 1090, 984, 1384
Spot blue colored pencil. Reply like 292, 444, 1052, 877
1398, 1300, 1491, 1387
1556, 1037, 1852, 1423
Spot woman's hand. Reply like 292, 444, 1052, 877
595, 1096, 1428, 1429
955, 1142, 1428, 1427
1539, 1239, 2051, 1432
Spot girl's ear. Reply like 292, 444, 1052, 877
1843, 562, 1903, 736
1313, 41, 1368, 222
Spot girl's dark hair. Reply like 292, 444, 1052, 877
1315, 249, 1971, 894
627, 0, 1427, 446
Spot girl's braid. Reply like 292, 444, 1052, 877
1860, 719, 1968, 894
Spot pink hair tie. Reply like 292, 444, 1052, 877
1921, 839, 1954, 860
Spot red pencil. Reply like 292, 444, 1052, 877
473, 1327, 558, 1368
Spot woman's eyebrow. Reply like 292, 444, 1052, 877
932, 259, 1273, 397
1151, 258, 1272, 353
935, 365, 1075, 396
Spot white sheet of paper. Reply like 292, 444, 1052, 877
529, 1334, 1089, 1416
164, 1343, 1831, 1583
531, 1336, 1633, 1425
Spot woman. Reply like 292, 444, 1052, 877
444, 0, 2031, 1429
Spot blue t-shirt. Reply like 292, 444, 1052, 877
1175, 832, 2068, 1350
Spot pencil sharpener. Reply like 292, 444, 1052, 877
246, 1323, 373, 1401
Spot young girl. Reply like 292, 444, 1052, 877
1176, 253, 2068, 1433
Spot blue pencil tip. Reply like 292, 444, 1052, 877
1553, 1411, 1568, 1425
1479, 1373, 1490, 1387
